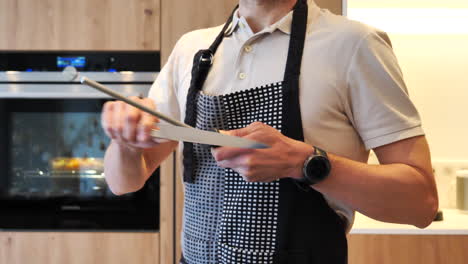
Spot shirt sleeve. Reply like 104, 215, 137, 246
147, 40, 183, 121
346, 30, 424, 150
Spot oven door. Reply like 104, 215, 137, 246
0, 97, 159, 231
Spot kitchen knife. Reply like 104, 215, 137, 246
151, 124, 269, 149
62, 66, 269, 149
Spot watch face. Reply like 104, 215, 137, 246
306, 156, 330, 182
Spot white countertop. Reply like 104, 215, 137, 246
350, 209, 468, 235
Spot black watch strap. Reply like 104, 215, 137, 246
295, 146, 330, 190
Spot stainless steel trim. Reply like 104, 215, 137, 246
0, 84, 151, 98
0, 71, 158, 83
61, 205, 81, 211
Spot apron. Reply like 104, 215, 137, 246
181, 1, 347, 263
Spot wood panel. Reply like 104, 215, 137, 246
159, 153, 176, 264
175, 153, 184, 262
348, 234, 468, 264
0, 232, 159, 264
0, 0, 160, 50
160, 0, 244, 64
316, 0, 343, 15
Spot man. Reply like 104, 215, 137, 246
101, 0, 438, 263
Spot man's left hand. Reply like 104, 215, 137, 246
211, 122, 314, 182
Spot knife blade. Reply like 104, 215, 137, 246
151, 124, 269, 149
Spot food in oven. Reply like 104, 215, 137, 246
50, 157, 104, 172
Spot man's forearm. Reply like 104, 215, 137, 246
314, 154, 438, 228
104, 140, 177, 195
212, 124, 438, 228
104, 141, 149, 195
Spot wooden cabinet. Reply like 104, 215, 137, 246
316, 0, 343, 16
348, 234, 468, 264
0, 0, 342, 54
0, 232, 159, 264
0, 156, 175, 264
0, 0, 160, 50
160, 0, 238, 63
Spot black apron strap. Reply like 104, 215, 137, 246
183, 6, 238, 183
282, 0, 307, 142
275, 2, 348, 263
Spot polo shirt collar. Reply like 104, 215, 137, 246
276, 0, 319, 35
225, 0, 319, 36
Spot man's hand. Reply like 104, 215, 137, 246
211, 122, 314, 182
101, 96, 177, 195
101, 96, 168, 151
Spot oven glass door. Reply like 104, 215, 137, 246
0, 99, 159, 231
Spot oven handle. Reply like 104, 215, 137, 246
0, 84, 151, 99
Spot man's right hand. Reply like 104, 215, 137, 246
101, 96, 163, 150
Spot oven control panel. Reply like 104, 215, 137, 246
0, 51, 160, 72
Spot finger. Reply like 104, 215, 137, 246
123, 103, 141, 142
137, 101, 159, 142
211, 146, 253, 162
239, 169, 257, 183
224, 122, 267, 137
216, 154, 245, 169
239, 168, 272, 183
138, 113, 157, 142
102, 101, 115, 139
152, 137, 172, 144
113, 101, 126, 142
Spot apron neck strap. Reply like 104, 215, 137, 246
210, 7, 238, 53
196, 6, 238, 74
283, 0, 308, 82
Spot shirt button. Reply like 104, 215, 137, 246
244, 45, 253, 53
239, 72, 246, 80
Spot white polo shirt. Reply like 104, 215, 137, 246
149, 0, 424, 229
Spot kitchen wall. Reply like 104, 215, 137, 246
347, 0, 468, 208
347, 0, 468, 161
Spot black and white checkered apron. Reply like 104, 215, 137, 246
181, 1, 347, 263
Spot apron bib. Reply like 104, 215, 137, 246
181, 1, 347, 263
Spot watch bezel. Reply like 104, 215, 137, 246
301, 147, 331, 185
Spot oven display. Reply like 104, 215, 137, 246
57, 56, 86, 68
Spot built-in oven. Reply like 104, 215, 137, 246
0, 51, 160, 231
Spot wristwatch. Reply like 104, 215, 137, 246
299, 146, 331, 186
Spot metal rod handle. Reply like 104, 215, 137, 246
80, 77, 191, 128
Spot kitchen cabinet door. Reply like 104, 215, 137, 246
160, 0, 238, 63
316, 0, 343, 15
349, 234, 468, 264
0, 232, 159, 264
0, 0, 160, 50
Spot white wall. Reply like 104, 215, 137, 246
347, 0, 468, 161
